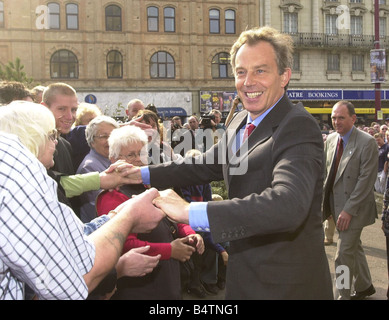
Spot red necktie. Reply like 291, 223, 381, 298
243, 123, 256, 142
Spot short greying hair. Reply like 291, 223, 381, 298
108, 125, 148, 160
334, 100, 356, 116
85, 115, 119, 148
230, 26, 294, 76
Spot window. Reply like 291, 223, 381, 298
350, 16, 362, 36
48, 2, 60, 29
380, 17, 387, 38
380, 0, 387, 4
292, 53, 300, 71
148, 6, 159, 32
328, 54, 340, 71
211, 53, 233, 79
164, 7, 175, 32
352, 54, 364, 72
225, 10, 235, 34
50, 50, 78, 79
105, 5, 121, 31
350, 0, 362, 3
0, 1, 4, 28
150, 51, 175, 78
107, 50, 123, 79
284, 12, 298, 34
209, 9, 220, 34
66, 3, 78, 30
326, 15, 338, 35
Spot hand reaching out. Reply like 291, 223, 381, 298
186, 233, 205, 255
102, 160, 143, 188
116, 246, 160, 278
114, 188, 166, 234
170, 237, 195, 262
153, 189, 190, 225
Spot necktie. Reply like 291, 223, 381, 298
328, 137, 344, 190
243, 123, 256, 142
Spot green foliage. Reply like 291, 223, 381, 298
0, 57, 33, 85
211, 180, 228, 200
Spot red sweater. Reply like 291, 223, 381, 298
96, 189, 195, 260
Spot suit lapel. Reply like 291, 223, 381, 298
224, 94, 292, 182
334, 129, 357, 184
326, 136, 337, 171
223, 111, 247, 182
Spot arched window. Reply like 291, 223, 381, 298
164, 7, 175, 32
148, 6, 159, 32
212, 52, 233, 79
66, 3, 78, 30
48, 2, 60, 29
225, 10, 236, 34
209, 9, 220, 34
150, 51, 175, 79
107, 50, 123, 78
50, 50, 78, 79
106, 5, 122, 31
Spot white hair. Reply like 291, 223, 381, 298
0, 101, 55, 157
85, 115, 119, 148
108, 125, 148, 160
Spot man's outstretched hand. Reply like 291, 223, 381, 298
153, 189, 190, 225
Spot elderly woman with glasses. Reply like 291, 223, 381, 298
77, 115, 120, 223
96, 125, 204, 300
0, 102, 140, 218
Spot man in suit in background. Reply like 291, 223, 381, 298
127, 26, 333, 299
323, 101, 378, 300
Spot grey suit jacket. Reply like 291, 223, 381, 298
149, 94, 333, 300
323, 128, 378, 228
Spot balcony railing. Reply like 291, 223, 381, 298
286, 32, 389, 49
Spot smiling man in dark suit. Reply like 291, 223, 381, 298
126, 26, 333, 300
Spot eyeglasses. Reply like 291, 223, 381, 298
94, 134, 110, 140
48, 129, 58, 142
119, 151, 147, 161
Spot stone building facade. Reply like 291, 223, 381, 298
0, 0, 388, 123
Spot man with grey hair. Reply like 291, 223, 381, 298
77, 115, 120, 222
126, 99, 145, 121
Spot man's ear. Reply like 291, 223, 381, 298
281, 68, 292, 88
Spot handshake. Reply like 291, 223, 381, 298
104, 162, 191, 234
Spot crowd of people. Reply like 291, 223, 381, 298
0, 26, 388, 300
0, 81, 228, 300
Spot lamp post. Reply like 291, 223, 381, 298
374, 0, 382, 121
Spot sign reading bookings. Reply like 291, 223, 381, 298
305, 107, 389, 114
287, 89, 387, 101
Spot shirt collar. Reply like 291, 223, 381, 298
340, 127, 354, 146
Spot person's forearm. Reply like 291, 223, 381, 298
83, 188, 164, 292
83, 210, 133, 293
60, 172, 100, 198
